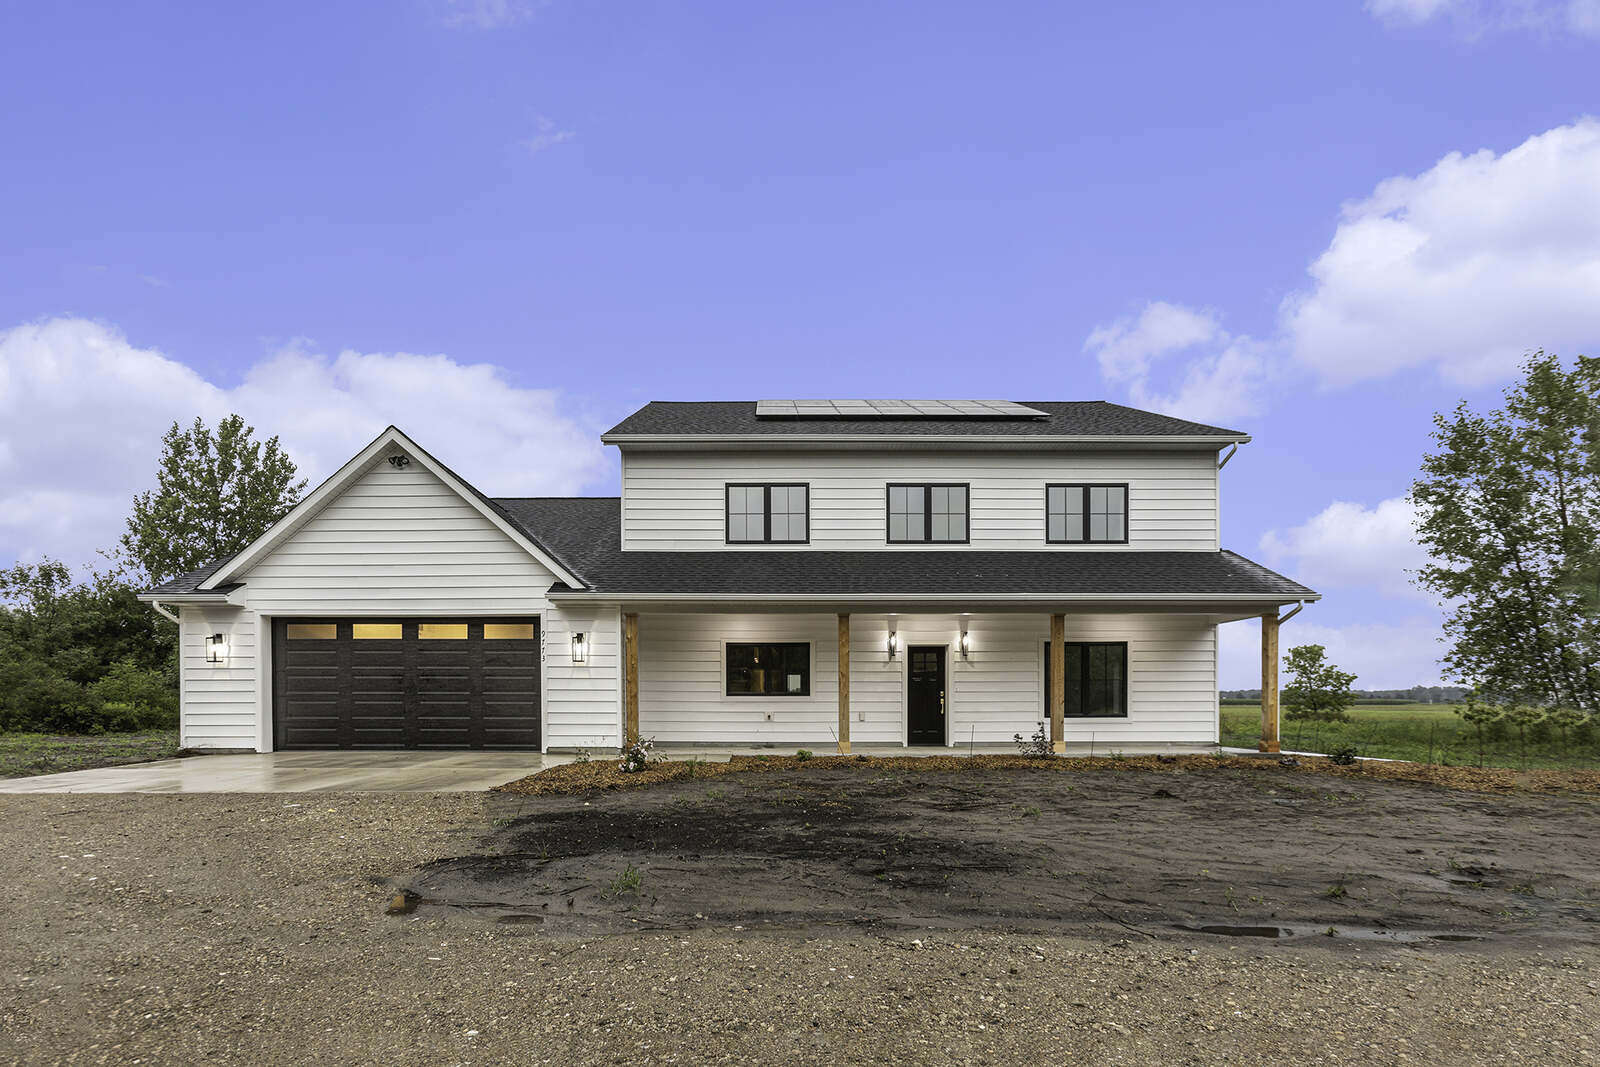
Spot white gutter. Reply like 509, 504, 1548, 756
601, 433, 1252, 448
547, 591, 1320, 604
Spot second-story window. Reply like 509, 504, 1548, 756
1047, 484, 1128, 543
887, 484, 969, 543
726, 484, 809, 544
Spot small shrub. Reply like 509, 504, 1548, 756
604, 863, 642, 898
1324, 881, 1348, 899
619, 736, 659, 774
1328, 745, 1359, 766
1013, 724, 1052, 759
795, 749, 813, 761
573, 749, 592, 764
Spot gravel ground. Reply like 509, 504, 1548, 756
0, 791, 1595, 1066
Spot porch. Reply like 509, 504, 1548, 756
600, 605, 1298, 753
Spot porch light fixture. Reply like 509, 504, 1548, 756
959, 628, 971, 659
887, 630, 900, 659
205, 633, 229, 664
571, 632, 588, 663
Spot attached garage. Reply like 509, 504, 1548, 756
272, 619, 541, 750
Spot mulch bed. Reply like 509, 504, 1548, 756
496, 751, 1600, 797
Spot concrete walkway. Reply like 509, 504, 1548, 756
0, 750, 563, 794
0, 741, 1229, 794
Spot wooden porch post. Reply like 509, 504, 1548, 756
1049, 613, 1066, 754
1259, 611, 1279, 753
622, 612, 639, 745
837, 613, 851, 754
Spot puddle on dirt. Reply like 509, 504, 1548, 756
1180, 922, 1486, 944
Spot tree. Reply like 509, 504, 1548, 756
1455, 692, 1504, 768
1281, 644, 1357, 723
0, 559, 177, 732
1413, 353, 1600, 718
120, 415, 307, 584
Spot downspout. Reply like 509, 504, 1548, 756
149, 600, 181, 625
1217, 443, 1239, 469
1278, 600, 1305, 625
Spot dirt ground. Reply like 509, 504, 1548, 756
1, 766, 1597, 1065
426, 762, 1600, 945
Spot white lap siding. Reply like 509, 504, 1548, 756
239, 460, 558, 616
620, 449, 1220, 552
178, 606, 259, 749
635, 612, 1218, 747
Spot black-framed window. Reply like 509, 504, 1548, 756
1042, 642, 1128, 718
725, 642, 810, 697
887, 483, 969, 543
726, 484, 809, 544
1046, 484, 1127, 544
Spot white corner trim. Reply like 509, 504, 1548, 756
199, 425, 584, 591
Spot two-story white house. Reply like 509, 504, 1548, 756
139, 399, 1316, 756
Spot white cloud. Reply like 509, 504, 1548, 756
436, 0, 541, 29
1259, 496, 1429, 600
1367, 0, 1460, 24
1093, 120, 1600, 407
1367, 0, 1600, 36
1084, 301, 1269, 425
1219, 615, 1448, 690
522, 115, 575, 155
0, 317, 610, 570
1284, 120, 1600, 387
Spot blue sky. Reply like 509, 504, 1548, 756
3, 0, 1599, 687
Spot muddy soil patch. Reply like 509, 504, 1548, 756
412, 764, 1600, 945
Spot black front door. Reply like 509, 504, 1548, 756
907, 645, 946, 745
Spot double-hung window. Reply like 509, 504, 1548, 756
887, 484, 969, 543
726, 484, 809, 544
725, 642, 810, 696
1043, 642, 1128, 718
1046, 484, 1128, 544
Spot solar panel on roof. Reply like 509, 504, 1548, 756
754, 399, 1048, 420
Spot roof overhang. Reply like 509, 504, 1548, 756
602, 433, 1251, 451
546, 591, 1315, 618
198, 425, 586, 591
137, 588, 248, 607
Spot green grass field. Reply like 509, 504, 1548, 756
1220, 703, 1600, 770
0, 730, 181, 779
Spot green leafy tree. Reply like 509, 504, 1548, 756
1281, 644, 1357, 723
0, 560, 177, 733
120, 414, 306, 585
1413, 353, 1600, 717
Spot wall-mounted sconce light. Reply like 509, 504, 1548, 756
387, 454, 411, 469
959, 628, 972, 659
571, 632, 588, 663
206, 633, 229, 664
887, 630, 900, 659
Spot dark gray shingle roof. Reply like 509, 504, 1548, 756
603, 401, 1247, 440
144, 498, 1313, 602
493, 498, 1315, 600
141, 562, 239, 597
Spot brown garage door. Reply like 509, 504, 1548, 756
272, 619, 540, 749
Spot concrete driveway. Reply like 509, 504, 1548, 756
0, 750, 562, 794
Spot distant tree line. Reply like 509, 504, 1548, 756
1222, 685, 1471, 705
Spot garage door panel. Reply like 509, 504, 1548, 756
274, 618, 539, 750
